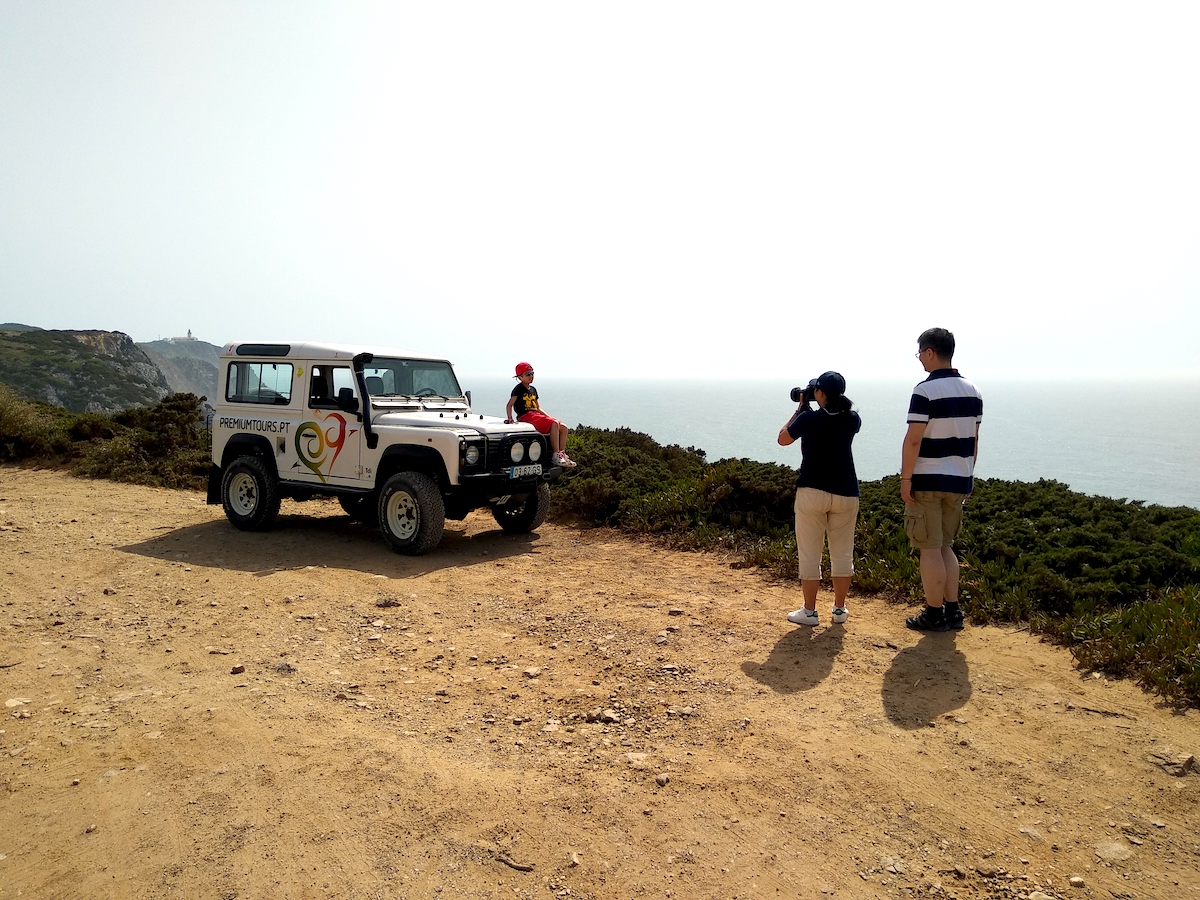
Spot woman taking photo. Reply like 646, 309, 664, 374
776, 371, 861, 627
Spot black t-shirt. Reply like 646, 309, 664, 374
510, 383, 540, 417
785, 406, 861, 497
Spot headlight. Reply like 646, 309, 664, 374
528, 441, 542, 462
464, 445, 481, 465
509, 442, 525, 463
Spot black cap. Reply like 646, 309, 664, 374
815, 371, 846, 397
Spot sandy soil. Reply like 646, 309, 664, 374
1, 466, 1198, 900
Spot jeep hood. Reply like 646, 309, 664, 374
372, 410, 537, 436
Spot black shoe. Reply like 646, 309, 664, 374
906, 606, 951, 632
944, 604, 965, 630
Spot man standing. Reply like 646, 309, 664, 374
900, 328, 983, 632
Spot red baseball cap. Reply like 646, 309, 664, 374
514, 362, 534, 377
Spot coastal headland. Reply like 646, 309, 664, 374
1, 467, 1198, 899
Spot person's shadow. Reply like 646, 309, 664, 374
741, 625, 845, 693
881, 632, 972, 729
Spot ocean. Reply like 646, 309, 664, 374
459, 375, 1200, 511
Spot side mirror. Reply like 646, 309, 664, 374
465, 390, 472, 408
337, 387, 359, 414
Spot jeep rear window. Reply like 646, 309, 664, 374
364, 358, 462, 398
226, 361, 294, 404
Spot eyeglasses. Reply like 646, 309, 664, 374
521, 372, 534, 377
914, 349, 927, 359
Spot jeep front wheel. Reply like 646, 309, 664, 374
221, 456, 281, 531
377, 472, 444, 555
491, 482, 551, 533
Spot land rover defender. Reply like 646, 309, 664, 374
207, 341, 560, 554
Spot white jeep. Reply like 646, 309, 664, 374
206, 341, 560, 554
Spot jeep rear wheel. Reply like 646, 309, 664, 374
377, 472, 444, 555
221, 456, 281, 531
491, 482, 551, 533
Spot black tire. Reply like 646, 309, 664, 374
491, 482, 551, 533
338, 492, 379, 526
220, 456, 281, 531
377, 472, 444, 555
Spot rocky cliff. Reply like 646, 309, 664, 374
0, 327, 173, 412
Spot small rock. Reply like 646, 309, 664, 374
1147, 750, 1196, 777
230, 665, 245, 675
1028, 892, 1054, 900
976, 864, 999, 878
1094, 841, 1133, 861
1151, 819, 1166, 828
523, 667, 542, 679
668, 607, 684, 616
1019, 826, 1044, 841
655, 773, 670, 787
1069, 875, 1086, 888
85, 824, 97, 834
569, 852, 580, 867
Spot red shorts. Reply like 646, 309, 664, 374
518, 411, 556, 434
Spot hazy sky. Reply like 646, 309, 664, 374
3, 2, 1198, 380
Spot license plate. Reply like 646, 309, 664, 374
509, 464, 542, 478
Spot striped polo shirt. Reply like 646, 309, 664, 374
907, 369, 983, 494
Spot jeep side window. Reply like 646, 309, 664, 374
227, 361, 294, 404
309, 367, 332, 407
330, 367, 357, 397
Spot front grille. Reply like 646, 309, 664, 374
485, 434, 547, 472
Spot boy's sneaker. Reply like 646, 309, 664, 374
906, 605, 950, 632
831, 606, 849, 624
553, 452, 577, 468
944, 604, 965, 630
787, 608, 819, 627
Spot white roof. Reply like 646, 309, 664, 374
219, 341, 453, 365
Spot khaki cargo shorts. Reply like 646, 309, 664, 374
904, 491, 967, 550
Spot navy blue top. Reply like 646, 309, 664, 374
786, 406, 862, 497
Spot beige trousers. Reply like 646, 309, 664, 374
794, 488, 860, 580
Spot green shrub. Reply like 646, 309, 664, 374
0, 386, 210, 489
1069, 586, 1200, 706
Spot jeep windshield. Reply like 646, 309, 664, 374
361, 358, 464, 401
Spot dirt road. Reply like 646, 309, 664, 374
1, 467, 1197, 899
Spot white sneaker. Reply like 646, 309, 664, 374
553, 451, 577, 468
787, 608, 819, 626
831, 606, 849, 624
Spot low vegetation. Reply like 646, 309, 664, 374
0, 384, 210, 488
2, 393, 1197, 705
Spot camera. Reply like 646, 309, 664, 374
790, 379, 819, 404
